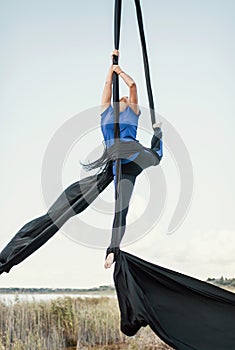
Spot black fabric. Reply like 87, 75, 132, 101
0, 162, 113, 274
114, 250, 235, 350
112, 0, 124, 256
134, 0, 156, 125
110, 0, 158, 258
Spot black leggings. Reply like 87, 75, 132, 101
106, 135, 162, 259
109, 163, 141, 253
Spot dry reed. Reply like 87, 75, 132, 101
0, 296, 172, 350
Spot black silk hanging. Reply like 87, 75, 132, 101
114, 250, 235, 350
113, 0, 122, 232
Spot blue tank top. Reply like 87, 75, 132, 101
100, 105, 140, 174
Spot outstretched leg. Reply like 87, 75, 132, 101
0, 162, 113, 274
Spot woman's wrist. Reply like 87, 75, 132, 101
113, 64, 123, 75
116, 68, 123, 75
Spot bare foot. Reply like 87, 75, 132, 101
153, 122, 162, 129
104, 253, 114, 269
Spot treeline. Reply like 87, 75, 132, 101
0, 285, 115, 294
207, 277, 235, 287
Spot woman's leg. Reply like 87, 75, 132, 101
105, 128, 163, 266
105, 169, 139, 265
134, 127, 163, 171
0, 162, 113, 274
112, 173, 136, 246
151, 127, 163, 160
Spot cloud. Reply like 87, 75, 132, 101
123, 228, 235, 280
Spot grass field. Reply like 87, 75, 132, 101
0, 283, 233, 350
0, 295, 172, 350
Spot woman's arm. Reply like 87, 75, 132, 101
113, 65, 140, 115
101, 65, 113, 114
101, 50, 120, 114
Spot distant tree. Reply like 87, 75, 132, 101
219, 276, 225, 284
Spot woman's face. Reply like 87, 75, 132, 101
119, 96, 129, 107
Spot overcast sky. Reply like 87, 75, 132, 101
0, 0, 235, 288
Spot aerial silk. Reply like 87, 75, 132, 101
114, 250, 235, 350
1, 1, 235, 349
111, 0, 157, 258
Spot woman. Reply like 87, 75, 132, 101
99, 50, 163, 269
0, 50, 162, 275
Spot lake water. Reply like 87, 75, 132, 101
0, 293, 116, 304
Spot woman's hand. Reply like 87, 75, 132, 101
111, 49, 119, 60
113, 64, 123, 75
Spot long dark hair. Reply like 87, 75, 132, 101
81, 140, 146, 171
81, 144, 109, 171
